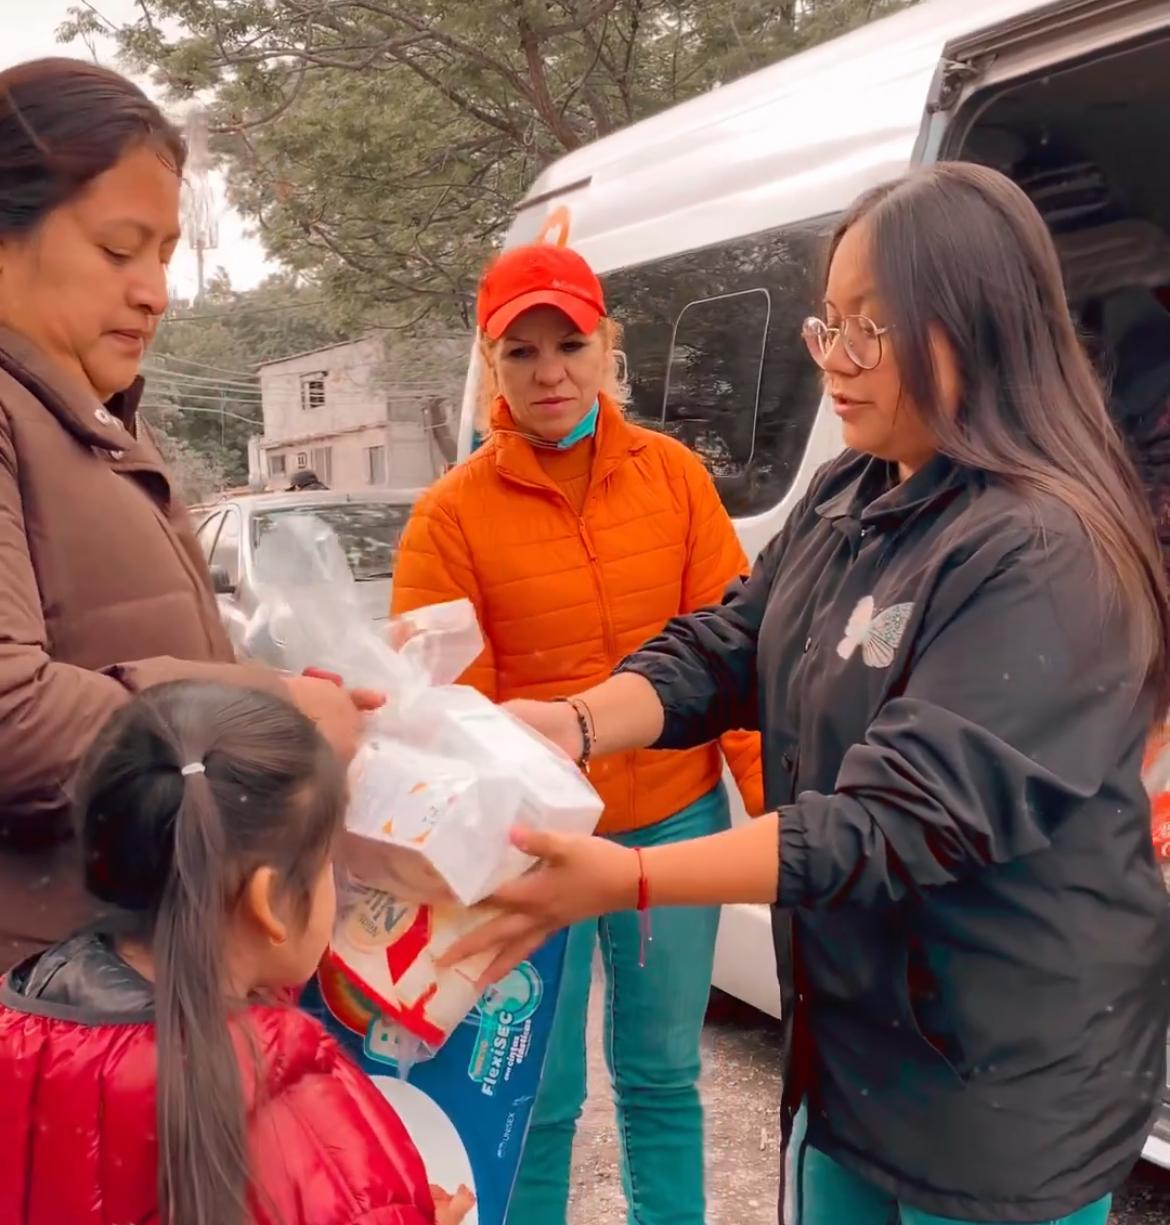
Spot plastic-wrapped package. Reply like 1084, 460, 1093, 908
342, 684, 603, 906
245, 515, 603, 1061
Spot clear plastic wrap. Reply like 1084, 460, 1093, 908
246, 515, 603, 1061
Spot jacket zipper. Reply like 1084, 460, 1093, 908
578, 512, 639, 823
577, 518, 619, 666
496, 454, 639, 821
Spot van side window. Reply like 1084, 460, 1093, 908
663, 289, 771, 480
602, 218, 834, 518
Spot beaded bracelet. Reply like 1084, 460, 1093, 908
555, 695, 596, 772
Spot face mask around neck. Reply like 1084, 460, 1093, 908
554, 399, 599, 450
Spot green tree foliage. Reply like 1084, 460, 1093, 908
65, 0, 915, 325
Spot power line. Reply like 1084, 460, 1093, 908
147, 392, 263, 411
76, 0, 117, 31
163, 299, 328, 323
142, 367, 263, 395
140, 402, 263, 425
143, 368, 262, 393
145, 380, 261, 400
144, 387, 262, 408
148, 353, 257, 379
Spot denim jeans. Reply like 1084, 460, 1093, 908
506, 784, 731, 1225
788, 1104, 1113, 1225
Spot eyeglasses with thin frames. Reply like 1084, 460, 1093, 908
801, 314, 891, 371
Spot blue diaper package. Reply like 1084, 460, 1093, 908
301, 928, 566, 1225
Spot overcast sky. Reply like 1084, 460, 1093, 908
2, 0, 275, 298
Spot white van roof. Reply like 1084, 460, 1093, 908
505, 0, 1048, 271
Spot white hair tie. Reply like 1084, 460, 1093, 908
180, 762, 206, 777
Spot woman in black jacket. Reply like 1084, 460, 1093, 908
450, 163, 1170, 1225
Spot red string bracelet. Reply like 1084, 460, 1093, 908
635, 847, 652, 968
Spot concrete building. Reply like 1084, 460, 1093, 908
252, 334, 466, 491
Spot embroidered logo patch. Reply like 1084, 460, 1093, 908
836, 595, 913, 668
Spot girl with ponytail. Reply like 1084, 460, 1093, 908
0, 680, 455, 1225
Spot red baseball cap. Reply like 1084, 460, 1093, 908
477, 244, 606, 340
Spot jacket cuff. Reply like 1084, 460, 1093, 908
778, 804, 810, 907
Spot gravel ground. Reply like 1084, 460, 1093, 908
567, 980, 1170, 1225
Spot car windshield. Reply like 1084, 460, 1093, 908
251, 502, 412, 580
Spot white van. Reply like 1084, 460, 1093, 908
458, 0, 1170, 1165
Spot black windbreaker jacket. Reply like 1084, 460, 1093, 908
620, 450, 1170, 1222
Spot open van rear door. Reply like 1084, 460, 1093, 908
916, 0, 1170, 159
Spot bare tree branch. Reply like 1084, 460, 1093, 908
385, 51, 527, 143
530, 0, 622, 39
342, 1, 536, 100
217, 62, 309, 133
516, 8, 582, 148
570, 17, 615, 130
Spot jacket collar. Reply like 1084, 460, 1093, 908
1, 932, 154, 1025
0, 325, 145, 456
816, 450, 966, 531
489, 392, 645, 497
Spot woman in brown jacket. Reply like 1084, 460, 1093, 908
0, 59, 374, 970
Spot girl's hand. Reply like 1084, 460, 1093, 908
441, 827, 640, 986
503, 698, 583, 763
431, 1184, 476, 1225
284, 674, 384, 763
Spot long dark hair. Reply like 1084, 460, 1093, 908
0, 57, 185, 237
832, 161, 1170, 704
74, 681, 347, 1225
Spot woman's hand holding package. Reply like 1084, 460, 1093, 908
442, 827, 639, 986
284, 673, 385, 763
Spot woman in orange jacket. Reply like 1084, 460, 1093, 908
392, 243, 762, 1225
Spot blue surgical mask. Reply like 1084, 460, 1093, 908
556, 399, 600, 450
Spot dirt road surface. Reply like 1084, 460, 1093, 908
567, 981, 1170, 1225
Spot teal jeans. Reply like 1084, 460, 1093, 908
506, 784, 731, 1225
788, 1105, 1113, 1225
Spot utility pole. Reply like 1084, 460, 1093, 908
181, 107, 218, 302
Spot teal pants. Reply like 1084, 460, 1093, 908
506, 784, 731, 1225
789, 1105, 1113, 1225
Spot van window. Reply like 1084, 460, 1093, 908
663, 289, 771, 479
602, 218, 833, 518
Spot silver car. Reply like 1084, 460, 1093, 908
192, 488, 420, 655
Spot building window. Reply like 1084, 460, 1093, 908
601, 218, 833, 518
364, 445, 387, 486
310, 446, 333, 485
268, 453, 287, 477
296, 452, 308, 469
300, 373, 326, 411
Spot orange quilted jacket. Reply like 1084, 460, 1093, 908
391, 395, 764, 835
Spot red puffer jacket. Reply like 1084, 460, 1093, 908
0, 935, 435, 1225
